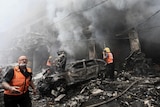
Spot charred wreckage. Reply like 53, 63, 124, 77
36, 56, 107, 99
31, 29, 160, 107
32, 49, 160, 107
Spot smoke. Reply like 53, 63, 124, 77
1, 0, 160, 65
46, 0, 160, 62
0, 0, 46, 65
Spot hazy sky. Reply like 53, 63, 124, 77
0, 0, 28, 32
0, 0, 45, 32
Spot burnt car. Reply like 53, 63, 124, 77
64, 59, 107, 85
37, 59, 107, 97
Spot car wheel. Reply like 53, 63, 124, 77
98, 70, 106, 79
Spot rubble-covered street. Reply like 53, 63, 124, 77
1, 64, 160, 107
31, 69, 160, 107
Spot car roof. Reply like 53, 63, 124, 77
66, 59, 106, 68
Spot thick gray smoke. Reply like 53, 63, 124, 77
46, 0, 160, 62
1, 0, 160, 66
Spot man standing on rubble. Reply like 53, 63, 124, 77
2, 55, 36, 107
45, 55, 55, 74
46, 56, 53, 67
103, 47, 114, 80
55, 50, 67, 72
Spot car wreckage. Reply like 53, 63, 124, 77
36, 58, 107, 97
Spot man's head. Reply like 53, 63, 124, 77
49, 56, 52, 59
18, 56, 28, 68
57, 50, 65, 56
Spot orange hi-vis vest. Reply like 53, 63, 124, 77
4, 66, 32, 95
105, 52, 113, 64
46, 59, 52, 66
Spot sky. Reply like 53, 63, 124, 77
0, 0, 28, 32
0, 0, 45, 50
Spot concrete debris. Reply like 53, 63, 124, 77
0, 89, 4, 107
51, 90, 58, 97
31, 73, 160, 107
54, 94, 66, 102
90, 89, 104, 96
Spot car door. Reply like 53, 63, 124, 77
85, 60, 99, 79
96, 59, 107, 71
67, 61, 87, 84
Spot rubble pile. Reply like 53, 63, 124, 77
0, 71, 4, 107
0, 89, 4, 107
32, 73, 160, 107
32, 50, 160, 107
124, 50, 156, 76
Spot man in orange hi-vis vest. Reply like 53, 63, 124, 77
46, 56, 53, 67
45, 55, 55, 74
103, 47, 114, 80
2, 55, 36, 107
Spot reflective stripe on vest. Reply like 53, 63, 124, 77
4, 66, 31, 95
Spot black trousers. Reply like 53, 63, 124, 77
106, 63, 114, 80
4, 91, 32, 107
